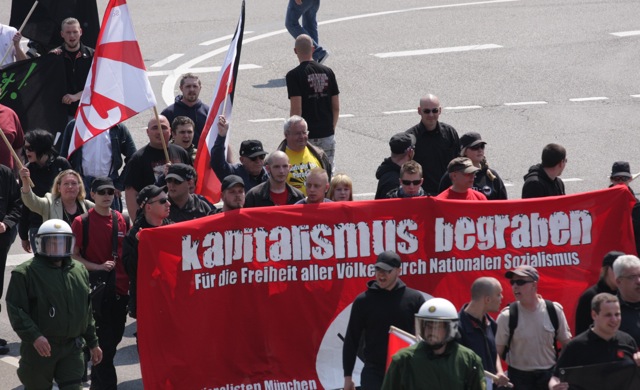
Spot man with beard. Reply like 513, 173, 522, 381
161, 73, 210, 146
215, 175, 246, 213
343, 251, 425, 390
382, 297, 486, 390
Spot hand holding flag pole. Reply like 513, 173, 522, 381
0, 126, 34, 187
152, 106, 171, 164
1, 1, 39, 66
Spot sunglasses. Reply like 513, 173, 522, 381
250, 155, 266, 162
510, 279, 534, 286
611, 176, 630, 182
401, 179, 422, 186
96, 189, 115, 196
422, 108, 440, 114
148, 198, 169, 205
468, 144, 485, 151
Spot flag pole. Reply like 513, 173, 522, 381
1, 1, 39, 65
0, 126, 34, 187
152, 106, 171, 163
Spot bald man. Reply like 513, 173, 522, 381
123, 115, 192, 221
405, 95, 460, 195
286, 34, 340, 170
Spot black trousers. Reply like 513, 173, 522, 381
91, 295, 129, 390
507, 366, 553, 390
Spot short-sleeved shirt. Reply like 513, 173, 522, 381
436, 188, 488, 200
124, 144, 192, 192
285, 146, 321, 195
496, 297, 572, 370
286, 61, 339, 139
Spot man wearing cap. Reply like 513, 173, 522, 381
343, 250, 425, 390
522, 143, 567, 199
245, 151, 305, 208
385, 160, 426, 198
496, 266, 572, 390
404, 94, 460, 195
123, 185, 172, 319
124, 115, 192, 222
374, 133, 416, 199
574, 251, 622, 335
216, 175, 246, 213
548, 293, 640, 390
612, 255, 640, 345
71, 177, 130, 388
436, 157, 488, 200
296, 167, 332, 204
165, 163, 213, 222
277, 116, 332, 195
211, 115, 268, 192
608, 161, 640, 255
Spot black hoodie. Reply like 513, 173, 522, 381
521, 164, 565, 199
374, 158, 401, 199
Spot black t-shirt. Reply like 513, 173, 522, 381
123, 144, 192, 192
286, 61, 339, 139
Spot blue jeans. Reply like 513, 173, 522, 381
285, 0, 327, 61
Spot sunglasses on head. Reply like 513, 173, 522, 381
468, 144, 485, 151
422, 108, 440, 114
249, 155, 266, 162
96, 189, 115, 196
510, 279, 534, 286
401, 179, 422, 186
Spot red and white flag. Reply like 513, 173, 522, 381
67, 0, 156, 157
194, 0, 245, 202
386, 326, 417, 370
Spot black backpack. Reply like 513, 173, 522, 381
501, 300, 559, 360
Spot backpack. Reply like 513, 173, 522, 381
501, 299, 559, 360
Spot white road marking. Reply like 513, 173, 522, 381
199, 32, 254, 46
563, 178, 584, 182
374, 44, 502, 58
631, 94, 640, 98
339, 114, 355, 118
383, 109, 415, 115
443, 105, 483, 110
148, 64, 261, 77
160, 0, 520, 105
0, 355, 19, 367
353, 193, 376, 200
150, 53, 184, 68
569, 97, 609, 102
504, 101, 548, 106
610, 30, 640, 37
248, 118, 285, 123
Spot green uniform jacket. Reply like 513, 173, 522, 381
6, 255, 98, 348
382, 341, 486, 390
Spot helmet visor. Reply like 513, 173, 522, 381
36, 234, 75, 257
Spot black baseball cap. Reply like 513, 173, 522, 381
460, 132, 486, 150
137, 185, 167, 207
389, 133, 416, 154
165, 163, 195, 182
221, 175, 245, 191
505, 265, 539, 281
375, 251, 402, 271
610, 161, 631, 178
239, 140, 267, 158
90, 177, 115, 192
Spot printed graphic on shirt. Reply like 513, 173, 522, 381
308, 74, 329, 96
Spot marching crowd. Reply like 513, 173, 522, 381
1, 11, 640, 390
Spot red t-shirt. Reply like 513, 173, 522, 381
71, 209, 130, 295
436, 188, 488, 201
0, 104, 24, 169
270, 188, 289, 206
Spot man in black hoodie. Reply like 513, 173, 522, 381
161, 73, 210, 146
342, 251, 425, 390
374, 133, 415, 199
522, 143, 567, 199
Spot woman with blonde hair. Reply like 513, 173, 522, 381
20, 168, 94, 225
328, 173, 353, 201
438, 132, 507, 200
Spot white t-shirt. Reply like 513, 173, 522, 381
496, 296, 572, 370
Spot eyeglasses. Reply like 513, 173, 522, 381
96, 189, 115, 196
250, 155, 266, 162
148, 198, 169, 205
165, 178, 185, 184
619, 274, 640, 281
422, 108, 440, 114
468, 144, 485, 151
611, 176, 631, 183
510, 279, 535, 286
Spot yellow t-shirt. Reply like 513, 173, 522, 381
286, 146, 321, 195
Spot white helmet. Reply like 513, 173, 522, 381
35, 219, 75, 257
415, 298, 459, 347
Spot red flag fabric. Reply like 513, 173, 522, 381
66, 0, 156, 157
386, 326, 417, 370
136, 187, 636, 389
193, 0, 245, 203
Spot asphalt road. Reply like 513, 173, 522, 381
1, 0, 639, 388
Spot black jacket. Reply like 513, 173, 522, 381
244, 181, 304, 208
375, 158, 401, 199
521, 164, 565, 199
0, 165, 22, 234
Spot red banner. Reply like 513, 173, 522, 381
137, 187, 636, 389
